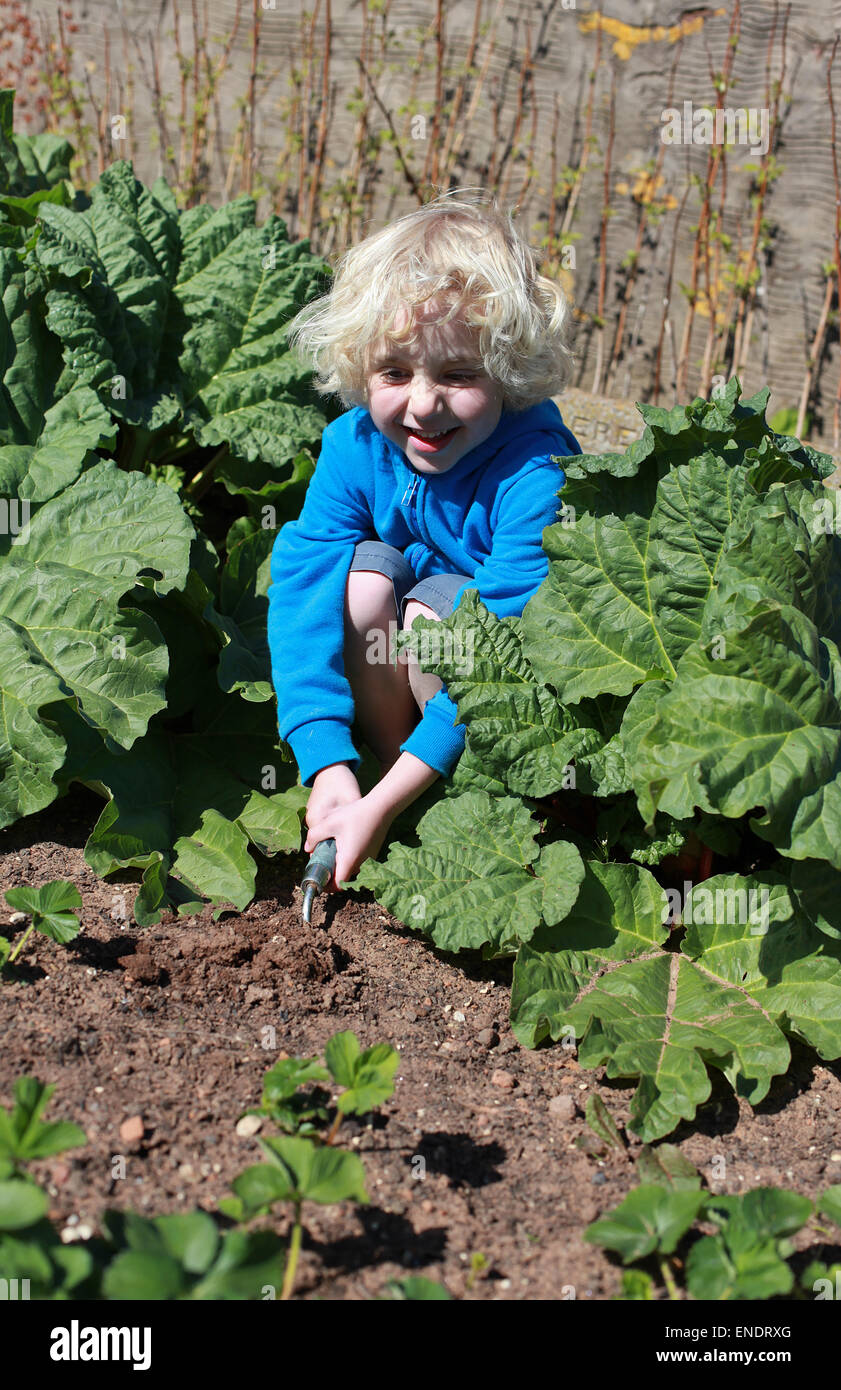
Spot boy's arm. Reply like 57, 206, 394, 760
397, 453, 569, 779
267, 413, 373, 787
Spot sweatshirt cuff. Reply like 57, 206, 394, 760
285, 719, 361, 789
399, 690, 467, 779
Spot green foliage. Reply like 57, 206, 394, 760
586, 1153, 828, 1301
0, 89, 331, 923
246, 1057, 331, 1135
358, 377, 841, 1143
221, 1030, 400, 1300
584, 1185, 707, 1264
100, 1211, 286, 1301
0, 1050, 404, 1302
2, 881, 82, 972
0, 1077, 86, 1169
324, 1030, 400, 1115
379, 1275, 452, 1300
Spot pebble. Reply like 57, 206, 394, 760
548, 1094, 576, 1122
491, 1069, 516, 1091
453, 1011, 466, 1023
830, 1152, 841, 1163
476, 1028, 499, 1049
497, 1037, 518, 1055
119, 1115, 144, 1146
8, 911, 26, 924
592, 1171, 607, 1185
244, 984, 274, 1006
235, 1114, 263, 1138
177, 1163, 197, 1181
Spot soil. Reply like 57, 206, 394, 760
2, 785, 841, 1302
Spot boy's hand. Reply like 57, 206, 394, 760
305, 762, 362, 832
303, 794, 392, 891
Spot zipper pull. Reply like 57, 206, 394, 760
401, 475, 419, 506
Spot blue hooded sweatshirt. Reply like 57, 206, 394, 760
267, 397, 582, 787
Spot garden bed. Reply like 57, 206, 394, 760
2, 787, 840, 1302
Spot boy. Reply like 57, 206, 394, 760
267, 189, 582, 894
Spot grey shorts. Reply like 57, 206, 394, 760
348, 540, 473, 625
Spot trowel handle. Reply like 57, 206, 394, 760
302, 836, 337, 888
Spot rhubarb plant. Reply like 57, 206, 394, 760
357, 377, 841, 1142
0, 88, 328, 922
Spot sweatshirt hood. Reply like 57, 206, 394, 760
377, 397, 582, 483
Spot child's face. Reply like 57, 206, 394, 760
364, 299, 504, 474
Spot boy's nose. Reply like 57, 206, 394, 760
406, 377, 442, 416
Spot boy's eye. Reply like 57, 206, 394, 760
378, 369, 477, 382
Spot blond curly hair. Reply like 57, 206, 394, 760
285, 187, 576, 413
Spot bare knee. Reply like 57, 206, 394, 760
403, 598, 439, 630
345, 568, 396, 636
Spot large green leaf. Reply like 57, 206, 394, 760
513, 869, 841, 1142
211, 527, 275, 702
32, 160, 330, 476
0, 244, 64, 445
521, 454, 750, 704
0, 459, 193, 827
398, 591, 604, 797
56, 688, 306, 924
355, 791, 586, 954
633, 606, 841, 866
0, 89, 73, 197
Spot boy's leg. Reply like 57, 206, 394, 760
402, 598, 444, 714
344, 568, 418, 771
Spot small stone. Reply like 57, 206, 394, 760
476, 1028, 499, 1049
548, 1094, 576, 1122
830, 1152, 841, 1163
119, 1115, 144, 1146
592, 1171, 607, 1185
235, 1114, 263, 1138
491, 1069, 516, 1091
8, 911, 26, 924
244, 984, 273, 1006
177, 1162, 197, 1181
117, 952, 162, 985
497, 1037, 518, 1055
453, 1011, 466, 1023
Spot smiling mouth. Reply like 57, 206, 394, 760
403, 424, 459, 446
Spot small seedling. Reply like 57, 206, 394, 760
465, 1251, 488, 1291
584, 1094, 627, 1154
379, 1275, 452, 1300
223, 1030, 400, 1300
1, 882, 82, 975
587, 1150, 841, 1300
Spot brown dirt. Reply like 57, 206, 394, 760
2, 785, 841, 1302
